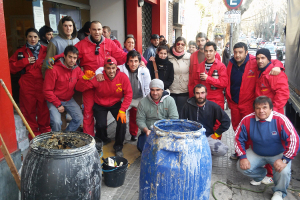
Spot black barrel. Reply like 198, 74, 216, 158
21, 131, 101, 200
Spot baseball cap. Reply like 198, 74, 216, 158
151, 34, 159, 39
104, 57, 117, 65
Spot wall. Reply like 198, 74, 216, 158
90, 0, 125, 47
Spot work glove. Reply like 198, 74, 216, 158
116, 110, 126, 123
211, 132, 221, 140
82, 70, 95, 80
47, 57, 55, 69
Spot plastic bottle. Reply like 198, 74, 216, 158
211, 70, 219, 90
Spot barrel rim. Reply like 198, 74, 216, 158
153, 119, 204, 136
29, 131, 96, 156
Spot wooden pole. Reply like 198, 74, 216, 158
0, 79, 35, 139
0, 134, 21, 190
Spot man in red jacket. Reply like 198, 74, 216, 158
255, 49, 289, 114
188, 41, 228, 109
44, 46, 83, 132
49, 21, 127, 136
188, 32, 221, 95
76, 57, 133, 157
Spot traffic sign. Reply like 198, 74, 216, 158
223, 0, 243, 9
224, 10, 241, 23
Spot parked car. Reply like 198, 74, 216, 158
249, 43, 258, 49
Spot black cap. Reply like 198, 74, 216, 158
151, 34, 159, 39
256, 48, 271, 61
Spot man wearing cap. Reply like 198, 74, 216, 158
95, 50, 151, 141
76, 56, 133, 157
255, 48, 289, 114
181, 84, 230, 156
136, 79, 179, 151
143, 34, 160, 62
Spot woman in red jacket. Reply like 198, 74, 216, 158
9, 28, 51, 138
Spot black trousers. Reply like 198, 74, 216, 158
93, 101, 126, 151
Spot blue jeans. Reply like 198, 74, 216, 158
47, 98, 83, 132
237, 149, 291, 198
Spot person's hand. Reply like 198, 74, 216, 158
146, 129, 151, 136
274, 159, 287, 173
116, 110, 126, 123
149, 56, 155, 62
46, 57, 55, 69
200, 72, 208, 81
239, 158, 251, 170
57, 105, 65, 113
28, 57, 36, 64
96, 74, 105, 82
211, 132, 221, 139
140, 61, 146, 68
82, 70, 95, 80
269, 66, 281, 75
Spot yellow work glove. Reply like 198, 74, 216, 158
47, 57, 55, 69
82, 70, 95, 80
211, 132, 221, 140
116, 110, 126, 123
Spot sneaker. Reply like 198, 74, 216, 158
131, 135, 137, 141
250, 176, 273, 186
115, 150, 123, 157
230, 153, 238, 160
271, 191, 283, 200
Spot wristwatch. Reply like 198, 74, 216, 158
282, 158, 289, 164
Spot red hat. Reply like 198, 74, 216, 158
104, 57, 117, 66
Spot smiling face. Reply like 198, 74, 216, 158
204, 45, 216, 63
124, 38, 135, 51
175, 40, 185, 53
89, 22, 103, 42
62, 21, 73, 38
104, 64, 117, 80
189, 45, 197, 54
150, 87, 163, 102
151, 38, 159, 47
158, 49, 168, 59
127, 56, 140, 72
255, 103, 272, 120
26, 32, 39, 45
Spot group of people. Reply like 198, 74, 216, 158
9, 15, 299, 200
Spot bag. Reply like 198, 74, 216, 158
137, 131, 147, 152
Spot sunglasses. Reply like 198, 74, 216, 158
176, 43, 185, 46
95, 46, 100, 55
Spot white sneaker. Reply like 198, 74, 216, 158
250, 176, 273, 185
271, 191, 283, 200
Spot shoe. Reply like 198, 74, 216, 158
230, 153, 238, 160
250, 176, 273, 186
271, 191, 283, 200
115, 150, 123, 157
131, 135, 137, 141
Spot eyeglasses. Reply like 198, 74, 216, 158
176, 43, 185, 46
95, 46, 100, 55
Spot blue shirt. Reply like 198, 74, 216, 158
230, 54, 250, 104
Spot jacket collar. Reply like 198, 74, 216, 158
255, 111, 273, 122
230, 53, 250, 68
58, 58, 78, 70
147, 90, 170, 104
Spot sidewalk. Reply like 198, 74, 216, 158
101, 109, 300, 200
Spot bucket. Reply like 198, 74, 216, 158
21, 131, 102, 200
102, 156, 128, 187
139, 119, 211, 200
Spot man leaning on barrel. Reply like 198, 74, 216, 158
235, 96, 299, 200
180, 84, 230, 156
136, 79, 179, 152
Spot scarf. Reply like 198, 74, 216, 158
155, 54, 169, 66
123, 47, 136, 53
26, 42, 41, 60
170, 47, 185, 59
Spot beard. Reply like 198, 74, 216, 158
195, 97, 206, 105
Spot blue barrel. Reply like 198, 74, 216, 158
139, 119, 212, 200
